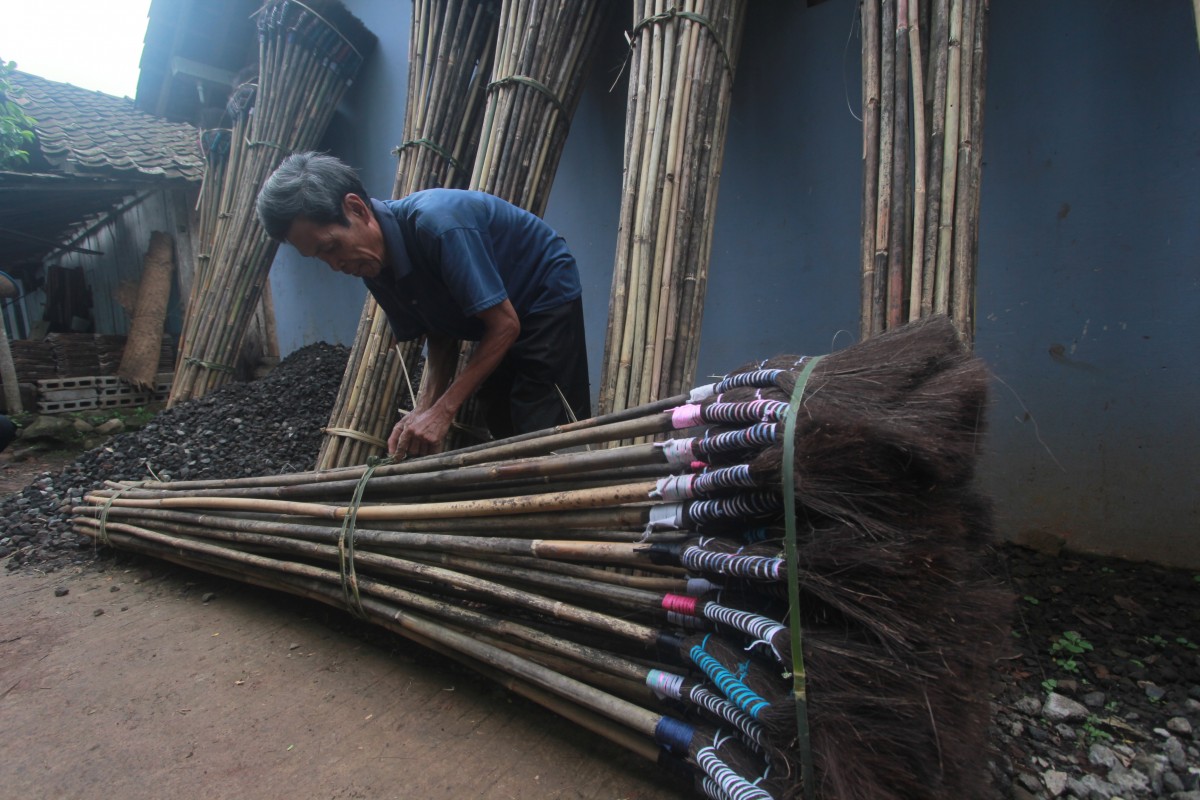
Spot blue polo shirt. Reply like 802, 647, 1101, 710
362, 190, 581, 342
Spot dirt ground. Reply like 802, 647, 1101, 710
0, 452, 681, 800
0, 562, 682, 800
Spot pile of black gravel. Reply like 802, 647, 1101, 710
1, 342, 350, 574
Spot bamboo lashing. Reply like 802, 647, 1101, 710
860, 0, 989, 342
75, 315, 1007, 800
169, 0, 375, 407
316, 0, 501, 470
599, 1, 748, 418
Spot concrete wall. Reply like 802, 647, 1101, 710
975, 1, 1200, 567
265, 0, 1200, 567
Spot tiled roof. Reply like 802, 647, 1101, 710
9, 70, 204, 182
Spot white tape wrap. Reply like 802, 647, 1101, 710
652, 474, 695, 501
646, 503, 686, 531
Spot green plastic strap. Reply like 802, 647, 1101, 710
184, 357, 236, 374
486, 75, 569, 121
97, 482, 146, 549
393, 138, 462, 172
782, 355, 823, 800
629, 8, 736, 79
243, 137, 290, 154
338, 456, 391, 619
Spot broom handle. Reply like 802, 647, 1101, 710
88, 480, 661, 521
112, 441, 671, 501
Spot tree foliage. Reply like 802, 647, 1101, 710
0, 60, 37, 169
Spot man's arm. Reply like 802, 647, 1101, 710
388, 299, 520, 457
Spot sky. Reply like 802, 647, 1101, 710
0, 0, 153, 99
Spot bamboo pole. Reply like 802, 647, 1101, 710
932, 0, 964, 316
886, 0, 911, 329
859, 0, 882, 340
906, 0, 928, 321
1195, 0, 1200, 53
0, 289, 20, 413
921, 0, 950, 317
951, 0, 988, 342
871, 0, 896, 336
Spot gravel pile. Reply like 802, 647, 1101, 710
988, 546, 1200, 799
1, 341, 1197, 798
1, 342, 348, 573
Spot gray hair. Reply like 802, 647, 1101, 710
255, 151, 370, 241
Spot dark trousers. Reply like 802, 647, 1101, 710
478, 298, 591, 438
0, 415, 16, 454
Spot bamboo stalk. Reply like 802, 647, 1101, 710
921, 0, 950, 316
886, 0, 911, 329
950, 0, 987, 343
871, 0, 897, 337
932, 0, 964, 316
906, 0, 928, 320
860, 0, 882, 339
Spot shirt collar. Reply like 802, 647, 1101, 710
371, 198, 412, 279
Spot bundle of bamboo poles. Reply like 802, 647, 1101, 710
599, 1, 747, 418
469, 0, 608, 215
861, 0, 989, 343
441, 0, 609, 449
315, 0, 500, 470
168, 0, 376, 407
75, 315, 1007, 800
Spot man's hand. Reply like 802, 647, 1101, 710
387, 301, 519, 459
388, 403, 455, 458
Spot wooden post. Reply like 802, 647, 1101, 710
0, 288, 20, 414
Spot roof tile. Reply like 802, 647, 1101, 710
9, 71, 204, 182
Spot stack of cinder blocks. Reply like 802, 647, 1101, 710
35, 373, 173, 414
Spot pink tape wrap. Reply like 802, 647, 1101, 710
662, 593, 700, 616
671, 403, 704, 429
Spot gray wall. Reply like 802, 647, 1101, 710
975, 1, 1200, 567
265, 0, 1200, 567
34, 187, 196, 338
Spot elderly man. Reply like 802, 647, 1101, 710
256, 152, 590, 458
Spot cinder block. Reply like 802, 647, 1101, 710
37, 397, 99, 413
36, 376, 98, 391
41, 388, 99, 402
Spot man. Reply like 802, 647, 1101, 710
256, 152, 590, 458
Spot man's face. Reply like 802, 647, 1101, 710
286, 193, 385, 279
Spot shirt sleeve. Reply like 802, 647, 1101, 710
434, 226, 508, 317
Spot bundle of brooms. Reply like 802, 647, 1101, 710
74, 315, 1007, 800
